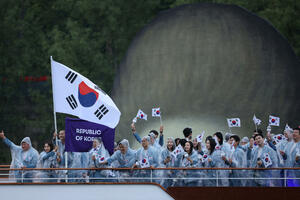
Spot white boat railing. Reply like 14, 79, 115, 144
0, 165, 299, 187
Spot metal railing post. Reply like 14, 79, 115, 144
284, 169, 287, 187
150, 168, 153, 183
21, 170, 24, 183
216, 170, 219, 187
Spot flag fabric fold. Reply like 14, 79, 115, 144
51, 57, 121, 128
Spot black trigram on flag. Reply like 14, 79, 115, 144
94, 104, 109, 120
66, 95, 78, 109
65, 71, 78, 83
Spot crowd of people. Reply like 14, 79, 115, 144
0, 124, 300, 188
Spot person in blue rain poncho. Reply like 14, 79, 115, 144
160, 137, 177, 188
131, 123, 164, 147
280, 127, 300, 187
68, 151, 89, 182
0, 130, 39, 183
177, 141, 199, 186
273, 127, 294, 186
247, 132, 278, 187
102, 139, 136, 182
133, 136, 159, 183
36, 142, 57, 182
228, 135, 247, 186
89, 137, 113, 182
200, 137, 219, 186
277, 128, 294, 167
52, 130, 72, 182
213, 132, 231, 186
239, 137, 250, 152
88, 138, 101, 182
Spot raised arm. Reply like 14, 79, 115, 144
0, 130, 20, 151
131, 123, 142, 143
159, 125, 164, 146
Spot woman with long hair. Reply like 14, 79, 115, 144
177, 141, 199, 186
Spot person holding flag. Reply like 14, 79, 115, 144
90, 137, 113, 182
200, 137, 220, 186
213, 132, 231, 187
280, 127, 300, 186
101, 139, 136, 182
36, 141, 58, 182
88, 138, 102, 182
247, 132, 278, 186
177, 141, 199, 186
132, 136, 159, 182
160, 137, 177, 188
278, 126, 294, 167
131, 123, 164, 147
52, 130, 73, 182
228, 135, 247, 186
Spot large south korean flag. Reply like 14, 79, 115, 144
51, 57, 121, 128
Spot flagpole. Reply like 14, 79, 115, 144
50, 56, 58, 146
228, 126, 232, 134
159, 115, 163, 126
53, 112, 58, 146
254, 114, 258, 133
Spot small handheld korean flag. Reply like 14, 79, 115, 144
152, 108, 161, 117
172, 145, 184, 158
202, 154, 209, 162
269, 115, 280, 126
98, 156, 107, 164
227, 118, 241, 127
262, 153, 272, 167
137, 109, 147, 120
272, 134, 285, 145
253, 115, 262, 126
196, 131, 205, 143
139, 158, 150, 168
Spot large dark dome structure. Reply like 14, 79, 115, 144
112, 3, 300, 145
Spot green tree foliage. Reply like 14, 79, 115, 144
0, 0, 299, 163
